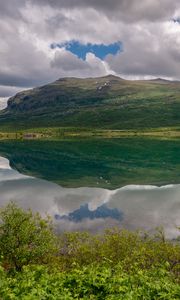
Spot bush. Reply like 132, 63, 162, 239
0, 202, 58, 271
58, 228, 180, 277
0, 263, 179, 300
0, 203, 179, 299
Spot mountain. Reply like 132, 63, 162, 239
0, 75, 180, 130
149, 78, 175, 84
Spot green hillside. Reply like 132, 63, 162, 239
0, 75, 180, 131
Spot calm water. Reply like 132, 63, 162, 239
0, 138, 179, 238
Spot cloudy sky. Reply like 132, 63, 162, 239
0, 0, 180, 100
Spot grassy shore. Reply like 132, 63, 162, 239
0, 126, 179, 140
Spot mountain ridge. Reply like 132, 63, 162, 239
0, 75, 180, 131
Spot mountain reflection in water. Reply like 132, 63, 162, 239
0, 156, 179, 239
55, 203, 123, 222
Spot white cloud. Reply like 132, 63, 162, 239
106, 21, 180, 79
0, 159, 179, 237
0, 98, 8, 110
0, 0, 180, 97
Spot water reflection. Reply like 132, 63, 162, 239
0, 156, 179, 238
0, 138, 179, 189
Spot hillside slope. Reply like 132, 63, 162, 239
0, 75, 180, 130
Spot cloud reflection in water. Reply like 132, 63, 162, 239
0, 157, 179, 238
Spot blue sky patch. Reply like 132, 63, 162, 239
50, 40, 122, 60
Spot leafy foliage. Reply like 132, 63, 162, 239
0, 263, 180, 299
0, 203, 179, 299
0, 203, 57, 271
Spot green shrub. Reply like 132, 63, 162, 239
58, 228, 180, 277
0, 203, 58, 271
0, 203, 179, 299
0, 263, 179, 300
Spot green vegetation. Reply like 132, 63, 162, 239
1, 264, 180, 299
0, 203, 57, 272
0, 126, 179, 140
0, 76, 179, 298
0, 137, 179, 188
0, 203, 179, 299
0, 75, 180, 133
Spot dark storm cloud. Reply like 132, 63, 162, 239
30, 0, 179, 22
0, 72, 55, 89
0, 85, 23, 98
0, 0, 25, 19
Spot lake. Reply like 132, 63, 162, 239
0, 138, 179, 238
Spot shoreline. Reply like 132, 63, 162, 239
0, 126, 179, 140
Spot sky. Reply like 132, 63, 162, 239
0, 0, 180, 100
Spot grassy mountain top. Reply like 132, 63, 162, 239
0, 75, 180, 131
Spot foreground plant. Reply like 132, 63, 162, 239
0, 263, 180, 300
0, 202, 58, 271
0, 203, 179, 299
